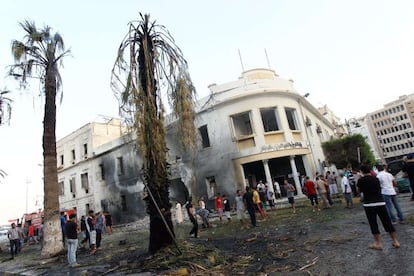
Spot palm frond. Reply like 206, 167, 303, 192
9, 19, 70, 98
0, 169, 7, 179
11, 40, 27, 61
0, 89, 13, 125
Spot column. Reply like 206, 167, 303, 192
262, 159, 275, 197
302, 154, 314, 178
277, 107, 291, 141
289, 155, 303, 196
239, 164, 247, 189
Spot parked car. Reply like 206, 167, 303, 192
387, 160, 411, 193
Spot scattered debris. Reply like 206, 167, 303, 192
299, 256, 319, 271
244, 234, 257, 243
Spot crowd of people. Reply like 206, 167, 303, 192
5, 221, 43, 259
177, 162, 409, 250
7, 160, 412, 263
6, 210, 113, 266
59, 210, 113, 267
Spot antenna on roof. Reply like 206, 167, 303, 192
238, 49, 245, 72
264, 48, 271, 69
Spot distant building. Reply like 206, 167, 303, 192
345, 116, 380, 161
366, 94, 414, 163
317, 105, 346, 137
57, 68, 336, 222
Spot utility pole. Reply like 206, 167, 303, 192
357, 147, 361, 164
25, 179, 31, 215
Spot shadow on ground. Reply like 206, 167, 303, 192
1, 194, 414, 275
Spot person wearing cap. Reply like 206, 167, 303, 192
402, 153, 414, 200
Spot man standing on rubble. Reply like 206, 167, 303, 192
7, 223, 20, 259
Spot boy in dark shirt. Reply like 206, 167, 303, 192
65, 213, 79, 267
243, 187, 256, 227
357, 165, 400, 250
223, 194, 232, 224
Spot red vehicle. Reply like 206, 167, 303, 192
22, 210, 44, 230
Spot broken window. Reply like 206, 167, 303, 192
316, 124, 322, 134
59, 181, 64, 196
121, 195, 127, 211
205, 176, 216, 199
285, 108, 299, 130
199, 125, 211, 148
81, 173, 89, 193
117, 157, 124, 175
83, 143, 88, 158
260, 107, 280, 132
99, 163, 105, 180
70, 176, 76, 194
231, 111, 253, 138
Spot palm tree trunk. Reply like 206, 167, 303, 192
41, 67, 64, 257
147, 180, 174, 253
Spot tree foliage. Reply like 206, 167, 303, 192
0, 169, 7, 184
0, 90, 12, 126
9, 20, 70, 257
111, 13, 196, 253
322, 134, 375, 169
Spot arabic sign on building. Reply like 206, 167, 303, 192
260, 141, 307, 152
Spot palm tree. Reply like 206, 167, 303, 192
0, 90, 12, 126
111, 13, 196, 253
9, 20, 70, 257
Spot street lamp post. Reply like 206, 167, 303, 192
25, 179, 31, 215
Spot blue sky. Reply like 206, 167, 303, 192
1, 0, 414, 224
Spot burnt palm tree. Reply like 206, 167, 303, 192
111, 13, 196, 253
9, 20, 70, 257
0, 90, 12, 126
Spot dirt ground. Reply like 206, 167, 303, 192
1, 193, 414, 275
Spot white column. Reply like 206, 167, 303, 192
302, 154, 313, 178
289, 155, 303, 196
262, 159, 275, 198
239, 164, 247, 188
277, 107, 291, 141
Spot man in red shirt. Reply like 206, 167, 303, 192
304, 176, 320, 212
215, 193, 223, 221
28, 223, 37, 245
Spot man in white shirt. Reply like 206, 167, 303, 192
376, 164, 404, 224
7, 223, 20, 259
257, 180, 265, 191
274, 180, 281, 199
234, 190, 247, 228
341, 173, 353, 208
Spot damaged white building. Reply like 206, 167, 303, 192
57, 68, 336, 223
